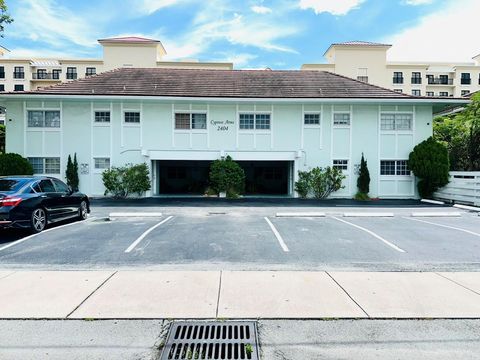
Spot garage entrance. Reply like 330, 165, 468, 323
156, 160, 292, 195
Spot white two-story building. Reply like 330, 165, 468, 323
0, 68, 467, 198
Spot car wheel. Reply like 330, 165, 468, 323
78, 200, 88, 221
31, 208, 47, 233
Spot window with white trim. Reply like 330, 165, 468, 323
174, 112, 207, 130
380, 160, 410, 176
333, 113, 350, 126
94, 157, 110, 169
28, 157, 61, 174
94, 111, 110, 123
239, 113, 270, 130
333, 159, 348, 171
412, 89, 421, 96
380, 113, 412, 131
27, 110, 60, 128
124, 111, 140, 123
304, 113, 320, 125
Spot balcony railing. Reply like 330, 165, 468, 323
393, 77, 404, 84
357, 76, 368, 83
66, 73, 78, 80
32, 72, 61, 80
85, 72, 96, 77
13, 72, 25, 79
461, 79, 471, 85
427, 77, 453, 85
411, 78, 422, 84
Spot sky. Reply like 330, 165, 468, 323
2, 0, 479, 69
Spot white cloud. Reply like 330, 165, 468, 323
138, 0, 186, 14
385, 0, 480, 62
213, 52, 258, 67
404, 0, 434, 5
299, 0, 364, 15
251, 5, 272, 14
10, 0, 97, 48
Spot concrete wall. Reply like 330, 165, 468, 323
3, 98, 433, 198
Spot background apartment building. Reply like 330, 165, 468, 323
302, 41, 480, 98
0, 36, 233, 93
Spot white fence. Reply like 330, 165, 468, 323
434, 171, 480, 206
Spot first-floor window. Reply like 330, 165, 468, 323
412, 90, 421, 96
380, 160, 410, 176
94, 157, 110, 169
426, 91, 434, 97
333, 113, 350, 126
28, 157, 61, 174
304, 113, 320, 125
28, 110, 61, 128
0, 85, 4, 92
174, 113, 207, 130
393, 89, 403, 93
124, 111, 140, 123
439, 92, 449, 97
14, 84, 24, 92
239, 114, 254, 129
333, 159, 348, 171
461, 90, 470, 96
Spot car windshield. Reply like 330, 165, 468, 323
0, 179, 29, 192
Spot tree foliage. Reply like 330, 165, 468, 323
0, 1, 13, 37
357, 153, 370, 194
209, 156, 245, 198
102, 163, 151, 198
294, 166, 345, 199
434, 92, 480, 171
65, 154, 79, 192
408, 137, 450, 198
0, 124, 5, 154
0, 152, 33, 175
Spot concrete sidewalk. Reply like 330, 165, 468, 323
1, 270, 480, 319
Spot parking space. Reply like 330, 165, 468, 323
0, 204, 479, 270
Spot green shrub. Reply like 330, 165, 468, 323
0, 124, 5, 154
310, 166, 345, 199
408, 137, 450, 198
354, 191, 370, 201
102, 163, 150, 198
0, 153, 33, 176
357, 153, 370, 194
209, 156, 245, 198
294, 170, 312, 198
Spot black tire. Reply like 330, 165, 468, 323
78, 200, 88, 221
30, 207, 47, 233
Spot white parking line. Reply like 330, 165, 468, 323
264, 217, 289, 252
124, 216, 174, 253
330, 216, 406, 253
0, 217, 97, 252
403, 217, 480, 238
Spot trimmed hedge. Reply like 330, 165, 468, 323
0, 153, 33, 176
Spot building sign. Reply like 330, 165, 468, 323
211, 120, 234, 131
80, 163, 89, 175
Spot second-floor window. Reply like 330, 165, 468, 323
0, 66, 4, 79
239, 113, 271, 130
439, 75, 449, 85
14, 66, 24, 79
461, 73, 471, 85
95, 111, 110, 123
52, 69, 61, 80
27, 110, 61, 128
66, 67, 77, 80
175, 113, 207, 130
333, 113, 350, 126
124, 111, 140, 124
37, 69, 47, 79
393, 72, 403, 84
380, 113, 412, 131
411, 72, 421, 84
86, 67, 96, 76
304, 113, 320, 125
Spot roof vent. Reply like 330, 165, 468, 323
123, 85, 126, 91
91, 89, 95, 94
318, 88, 323, 96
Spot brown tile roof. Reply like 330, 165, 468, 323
21, 68, 412, 99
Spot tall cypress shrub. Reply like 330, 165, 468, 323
72, 153, 79, 192
65, 155, 74, 188
357, 153, 370, 194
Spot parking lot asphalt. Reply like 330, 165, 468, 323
0, 200, 479, 271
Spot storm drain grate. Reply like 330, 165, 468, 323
160, 321, 259, 360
